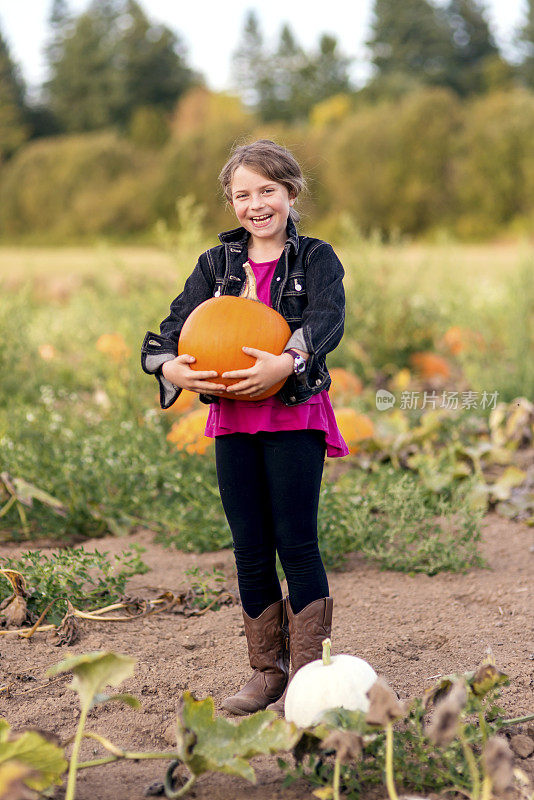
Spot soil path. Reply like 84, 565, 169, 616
1, 512, 532, 799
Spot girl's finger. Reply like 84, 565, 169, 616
242, 347, 266, 358
188, 370, 219, 379
222, 368, 254, 379
226, 380, 254, 393
192, 382, 227, 392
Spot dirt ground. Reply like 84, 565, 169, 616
1, 512, 533, 800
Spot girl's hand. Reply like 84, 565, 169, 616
162, 354, 227, 394
222, 347, 295, 398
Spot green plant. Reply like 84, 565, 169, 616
45, 651, 301, 800
183, 566, 227, 611
0, 545, 148, 625
47, 651, 141, 800
162, 691, 300, 798
0, 717, 67, 797
318, 466, 484, 574
279, 657, 534, 800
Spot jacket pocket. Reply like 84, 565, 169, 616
280, 276, 307, 321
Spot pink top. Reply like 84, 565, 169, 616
204, 258, 349, 458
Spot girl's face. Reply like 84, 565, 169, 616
230, 165, 295, 249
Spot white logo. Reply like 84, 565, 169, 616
376, 389, 395, 410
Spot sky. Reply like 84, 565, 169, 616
0, 0, 529, 99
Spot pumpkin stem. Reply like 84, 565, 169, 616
322, 638, 332, 666
240, 261, 261, 302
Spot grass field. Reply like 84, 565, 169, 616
1, 235, 532, 554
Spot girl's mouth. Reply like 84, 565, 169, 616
251, 214, 273, 228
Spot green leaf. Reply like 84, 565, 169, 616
46, 651, 136, 709
0, 720, 10, 743
469, 663, 509, 697
176, 692, 301, 782
0, 474, 66, 515
312, 707, 368, 733
0, 730, 67, 790
489, 466, 527, 502
313, 788, 334, 799
91, 692, 141, 710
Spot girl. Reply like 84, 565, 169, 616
141, 139, 348, 716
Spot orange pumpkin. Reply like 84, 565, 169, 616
96, 332, 130, 363
442, 325, 485, 355
166, 408, 212, 455
329, 368, 363, 403
164, 389, 198, 415
334, 408, 375, 454
178, 261, 291, 401
409, 351, 451, 379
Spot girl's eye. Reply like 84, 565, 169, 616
264, 188, 274, 193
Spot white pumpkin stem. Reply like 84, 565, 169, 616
240, 261, 261, 302
322, 638, 332, 666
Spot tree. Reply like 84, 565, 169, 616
45, 0, 73, 68
445, 0, 504, 94
118, 1, 200, 124
230, 10, 266, 108
45, 0, 197, 132
231, 15, 352, 122
290, 34, 353, 120
367, 0, 455, 88
517, 0, 534, 88
0, 25, 28, 159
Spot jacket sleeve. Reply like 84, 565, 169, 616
301, 242, 345, 362
141, 251, 215, 409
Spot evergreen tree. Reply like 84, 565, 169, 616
230, 10, 266, 107
45, 0, 73, 68
517, 0, 534, 88
118, 1, 199, 124
45, 0, 196, 132
231, 15, 352, 122
445, 0, 502, 94
311, 34, 353, 100
367, 0, 455, 87
266, 24, 307, 121
0, 26, 28, 159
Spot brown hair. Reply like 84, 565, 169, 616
219, 139, 306, 224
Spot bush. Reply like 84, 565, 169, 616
0, 131, 158, 238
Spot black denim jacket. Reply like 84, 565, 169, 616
141, 215, 345, 409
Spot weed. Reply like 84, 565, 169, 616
0, 545, 148, 625
183, 566, 227, 611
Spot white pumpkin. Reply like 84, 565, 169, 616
284, 638, 377, 728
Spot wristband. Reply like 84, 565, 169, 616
285, 348, 307, 376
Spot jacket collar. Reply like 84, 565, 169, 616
217, 214, 300, 254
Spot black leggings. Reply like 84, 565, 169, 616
215, 429, 329, 618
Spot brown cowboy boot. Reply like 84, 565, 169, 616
266, 595, 333, 715
222, 598, 290, 715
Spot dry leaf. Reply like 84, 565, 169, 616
54, 602, 80, 647
482, 736, 515, 794
321, 730, 363, 763
425, 679, 467, 746
365, 678, 405, 726
0, 569, 29, 598
1, 596, 28, 628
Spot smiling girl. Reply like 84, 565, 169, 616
141, 139, 348, 716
